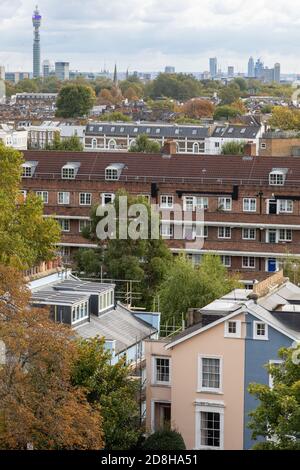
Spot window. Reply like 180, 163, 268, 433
79, 219, 91, 233
99, 289, 114, 313
269, 171, 286, 186
200, 411, 221, 448
195, 403, 224, 450
146, 128, 151, 133
58, 219, 70, 232
267, 229, 277, 244
242, 256, 255, 268
221, 255, 231, 267
156, 128, 161, 134
193, 142, 200, 153
35, 191, 48, 204
269, 360, 283, 389
261, 142, 267, 149
160, 195, 173, 209
224, 320, 241, 338
108, 139, 117, 150
218, 197, 232, 211
101, 193, 115, 206
62, 166, 75, 179
242, 228, 256, 240
58, 192, 70, 205
198, 356, 222, 393
215, 142, 220, 148
160, 223, 174, 238
22, 165, 32, 177
105, 165, 121, 180
243, 198, 257, 212
253, 321, 268, 340
133, 127, 138, 132
79, 193, 92, 206
279, 229, 292, 242
279, 200, 293, 213
218, 227, 231, 239
72, 301, 89, 324
153, 357, 170, 384
120, 127, 124, 132
184, 196, 208, 211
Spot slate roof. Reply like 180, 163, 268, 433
53, 279, 115, 294
22, 150, 300, 186
31, 289, 90, 306
74, 303, 157, 353
211, 125, 261, 139
85, 123, 209, 139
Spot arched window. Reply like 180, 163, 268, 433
108, 139, 117, 150
92, 138, 97, 149
193, 142, 200, 154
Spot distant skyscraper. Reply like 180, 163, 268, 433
209, 58, 217, 78
248, 57, 255, 78
274, 63, 281, 83
55, 62, 70, 81
43, 60, 50, 78
254, 58, 264, 79
32, 5, 42, 78
165, 66, 175, 74
228, 66, 234, 78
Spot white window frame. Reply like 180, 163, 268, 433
62, 166, 76, 180
242, 228, 256, 240
195, 401, 225, 450
152, 356, 171, 385
198, 355, 223, 394
101, 193, 115, 206
58, 192, 70, 205
224, 320, 242, 339
58, 219, 70, 232
221, 255, 231, 267
269, 171, 285, 186
79, 219, 91, 233
160, 195, 174, 209
242, 256, 256, 269
35, 191, 48, 204
243, 198, 257, 212
218, 227, 231, 239
105, 167, 118, 181
79, 192, 92, 206
278, 228, 292, 242
268, 360, 283, 389
160, 223, 174, 239
253, 321, 269, 341
218, 197, 232, 211
278, 199, 293, 214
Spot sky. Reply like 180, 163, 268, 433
1, 0, 300, 74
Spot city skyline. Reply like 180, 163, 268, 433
0, 0, 300, 74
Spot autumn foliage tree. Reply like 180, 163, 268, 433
0, 265, 103, 450
0, 143, 60, 269
183, 99, 215, 119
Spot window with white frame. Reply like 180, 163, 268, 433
58, 219, 70, 232
224, 320, 241, 338
101, 193, 115, 206
221, 255, 231, 267
195, 225, 208, 238
269, 360, 283, 389
199, 410, 222, 449
243, 198, 257, 212
218, 197, 232, 211
35, 191, 48, 204
269, 171, 286, 186
242, 256, 255, 268
62, 166, 76, 179
153, 357, 170, 384
279, 229, 292, 242
58, 192, 70, 205
183, 196, 208, 212
79, 193, 92, 206
71, 301, 89, 324
218, 227, 231, 239
79, 219, 91, 233
105, 164, 123, 181
253, 321, 268, 340
278, 200, 293, 214
99, 289, 114, 312
242, 228, 256, 240
160, 195, 173, 209
160, 223, 174, 238
22, 164, 35, 178
198, 356, 222, 393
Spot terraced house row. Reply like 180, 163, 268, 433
21, 147, 300, 285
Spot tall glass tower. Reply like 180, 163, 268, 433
32, 6, 42, 78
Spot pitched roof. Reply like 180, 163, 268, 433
85, 123, 209, 139
211, 125, 261, 139
22, 150, 300, 186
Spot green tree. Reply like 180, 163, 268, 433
129, 134, 161, 153
213, 105, 241, 121
234, 77, 247, 92
157, 254, 240, 323
142, 429, 186, 450
219, 83, 241, 105
82, 191, 172, 308
72, 337, 141, 450
248, 345, 300, 450
46, 134, 83, 151
98, 111, 132, 122
74, 248, 103, 275
269, 106, 300, 130
0, 143, 60, 269
56, 84, 96, 118
221, 141, 245, 155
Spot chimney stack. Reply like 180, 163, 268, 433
162, 139, 177, 158
243, 142, 257, 157
186, 308, 202, 328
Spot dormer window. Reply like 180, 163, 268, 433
269, 169, 287, 186
22, 161, 38, 178
133, 128, 138, 132
105, 163, 125, 181
146, 128, 151, 133
156, 128, 161, 134
62, 162, 80, 180
111, 127, 115, 132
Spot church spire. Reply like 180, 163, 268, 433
113, 64, 118, 85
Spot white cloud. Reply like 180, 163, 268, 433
0, 0, 300, 73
